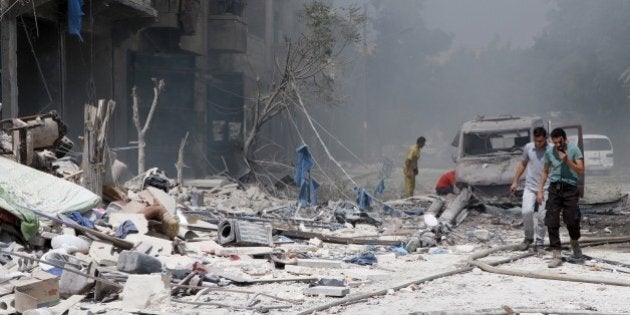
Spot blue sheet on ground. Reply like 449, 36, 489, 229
115, 220, 139, 238
67, 211, 94, 229
295, 144, 319, 206
344, 251, 377, 265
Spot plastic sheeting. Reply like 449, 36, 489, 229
0, 157, 101, 240
373, 179, 385, 195
68, 0, 84, 41
354, 187, 372, 211
294, 144, 319, 206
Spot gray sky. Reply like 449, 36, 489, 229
422, 0, 554, 49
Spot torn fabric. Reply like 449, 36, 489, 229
294, 144, 318, 206
354, 186, 372, 211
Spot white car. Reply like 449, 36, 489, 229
569, 134, 614, 174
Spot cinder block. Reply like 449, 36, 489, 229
303, 286, 349, 297
117, 251, 162, 274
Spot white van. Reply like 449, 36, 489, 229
569, 134, 614, 174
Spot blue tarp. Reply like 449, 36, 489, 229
67, 211, 94, 229
68, 0, 84, 41
344, 252, 377, 265
295, 145, 318, 206
354, 186, 372, 211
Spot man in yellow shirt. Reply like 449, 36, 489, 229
403, 137, 425, 197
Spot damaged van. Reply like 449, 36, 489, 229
452, 115, 583, 205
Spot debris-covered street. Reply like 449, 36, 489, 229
3, 0, 630, 314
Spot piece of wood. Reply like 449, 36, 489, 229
30, 209, 134, 250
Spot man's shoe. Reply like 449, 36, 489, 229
570, 240, 583, 258
548, 249, 563, 268
518, 239, 533, 251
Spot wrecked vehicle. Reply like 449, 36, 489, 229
452, 115, 584, 205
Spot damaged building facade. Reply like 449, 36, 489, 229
0, 0, 303, 177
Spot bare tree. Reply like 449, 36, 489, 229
132, 78, 165, 174
242, 1, 364, 163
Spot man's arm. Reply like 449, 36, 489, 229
536, 163, 550, 205
510, 160, 527, 193
565, 157, 584, 175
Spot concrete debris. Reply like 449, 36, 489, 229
3, 110, 630, 314
303, 285, 349, 297
121, 274, 171, 310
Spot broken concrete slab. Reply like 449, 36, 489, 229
59, 266, 94, 298
88, 241, 118, 266
213, 247, 273, 257
125, 234, 173, 256
108, 213, 148, 235
183, 178, 227, 189
342, 269, 391, 281
285, 265, 316, 276
121, 274, 171, 310
158, 255, 198, 270
296, 258, 343, 269
303, 285, 349, 297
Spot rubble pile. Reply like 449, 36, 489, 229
2, 112, 630, 313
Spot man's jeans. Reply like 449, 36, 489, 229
522, 189, 547, 245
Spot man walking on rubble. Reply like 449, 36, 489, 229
537, 127, 584, 268
510, 127, 552, 252
403, 136, 425, 198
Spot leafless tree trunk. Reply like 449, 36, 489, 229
82, 99, 116, 195
132, 78, 165, 174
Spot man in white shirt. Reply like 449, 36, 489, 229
510, 127, 552, 251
